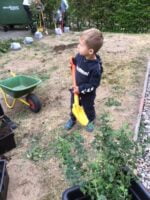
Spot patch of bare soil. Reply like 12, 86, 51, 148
7, 159, 47, 200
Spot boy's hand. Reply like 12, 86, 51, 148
73, 86, 79, 94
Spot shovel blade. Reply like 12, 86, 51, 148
72, 104, 89, 126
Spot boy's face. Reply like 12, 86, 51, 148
77, 38, 94, 57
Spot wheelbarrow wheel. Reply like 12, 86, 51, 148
26, 94, 41, 113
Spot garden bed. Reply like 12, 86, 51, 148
0, 32, 149, 200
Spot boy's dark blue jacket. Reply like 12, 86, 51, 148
74, 53, 103, 94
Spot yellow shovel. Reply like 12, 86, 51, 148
70, 58, 89, 126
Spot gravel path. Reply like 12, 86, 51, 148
0, 28, 31, 40
136, 61, 150, 192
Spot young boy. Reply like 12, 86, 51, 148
0, 103, 17, 129
65, 28, 103, 132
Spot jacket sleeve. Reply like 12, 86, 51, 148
73, 53, 80, 65
78, 67, 102, 94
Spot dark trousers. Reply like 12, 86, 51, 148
70, 90, 96, 122
23, 5, 32, 22
62, 11, 68, 27
0, 104, 4, 117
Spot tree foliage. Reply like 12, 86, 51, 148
43, 0, 149, 33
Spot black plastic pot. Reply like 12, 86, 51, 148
62, 186, 89, 200
62, 180, 150, 200
0, 160, 9, 200
0, 126, 16, 155
129, 180, 150, 200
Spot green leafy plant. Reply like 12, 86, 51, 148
26, 137, 51, 161
81, 113, 137, 200
33, 0, 149, 32
0, 40, 11, 54
55, 132, 87, 185
0, 39, 22, 54
105, 97, 121, 107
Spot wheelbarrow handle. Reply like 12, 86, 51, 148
1, 70, 16, 77
8, 70, 16, 77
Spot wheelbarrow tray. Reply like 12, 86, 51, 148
0, 75, 41, 98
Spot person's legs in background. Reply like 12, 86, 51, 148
23, 5, 32, 21
23, 5, 34, 32
63, 11, 68, 27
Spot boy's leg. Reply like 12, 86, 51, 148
80, 93, 96, 132
70, 89, 76, 122
64, 90, 76, 130
0, 103, 17, 129
80, 93, 96, 122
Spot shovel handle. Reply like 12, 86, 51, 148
70, 57, 77, 88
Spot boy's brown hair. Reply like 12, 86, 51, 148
80, 28, 103, 53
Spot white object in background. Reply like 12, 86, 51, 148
23, 0, 33, 6
23, 37, 34, 44
55, 27, 62, 35
64, 26, 70, 33
10, 43, 21, 50
34, 31, 43, 39
60, 0, 69, 12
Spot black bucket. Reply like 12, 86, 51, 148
0, 160, 9, 200
62, 181, 150, 200
0, 126, 16, 155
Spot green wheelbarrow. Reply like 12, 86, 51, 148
0, 72, 42, 113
